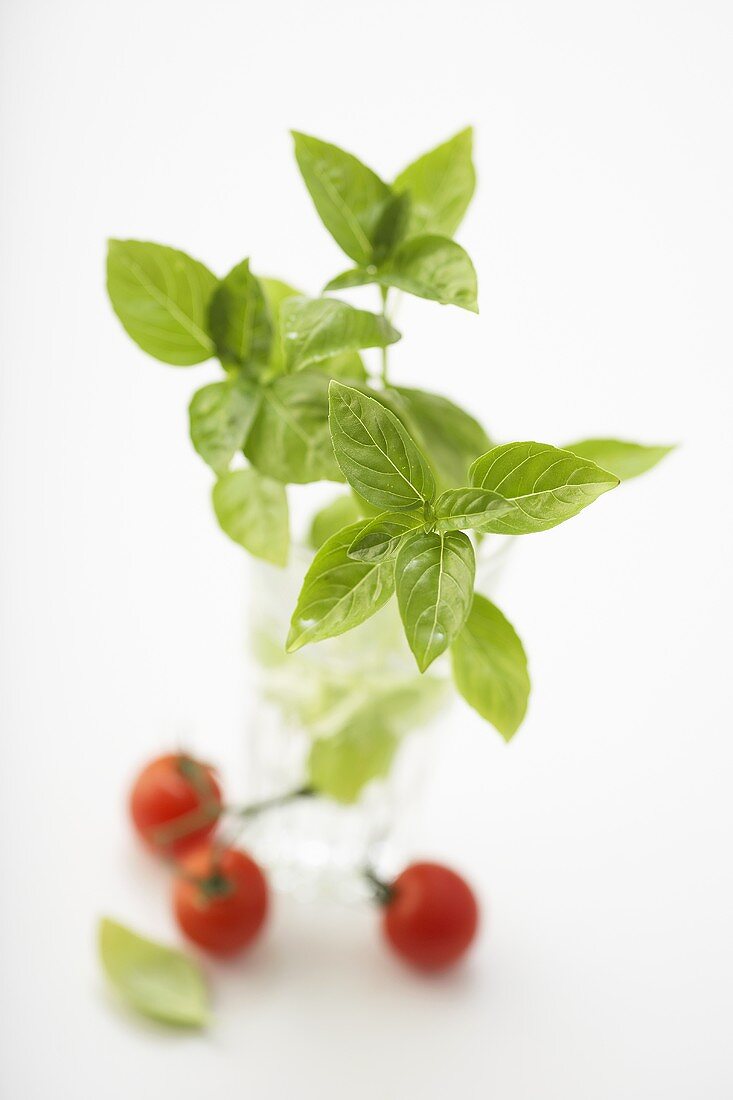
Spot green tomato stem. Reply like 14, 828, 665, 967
231, 785, 315, 819
150, 786, 314, 848
363, 865, 394, 906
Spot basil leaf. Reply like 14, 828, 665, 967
244, 372, 342, 484
259, 276, 300, 373
209, 259, 272, 370
389, 386, 492, 489
310, 350, 367, 383
106, 240, 216, 366
372, 191, 412, 262
451, 594, 530, 740
260, 278, 366, 380
393, 127, 475, 238
469, 442, 619, 533
564, 438, 675, 481
282, 296, 400, 372
324, 237, 479, 312
324, 269, 375, 293
212, 468, 289, 566
368, 676, 448, 736
307, 715, 398, 803
287, 520, 395, 651
348, 511, 423, 562
188, 377, 261, 474
350, 489, 383, 518
379, 235, 478, 311
291, 132, 392, 266
396, 530, 475, 672
329, 382, 435, 510
99, 918, 209, 1028
434, 487, 514, 532
309, 493, 365, 550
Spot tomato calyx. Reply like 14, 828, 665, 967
195, 870, 235, 901
363, 866, 394, 906
176, 753, 219, 796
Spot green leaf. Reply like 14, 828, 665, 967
347, 511, 423, 562
324, 236, 479, 312
307, 715, 398, 803
469, 441, 619, 533
106, 240, 217, 366
372, 191, 412, 262
310, 350, 368, 383
564, 438, 675, 481
188, 377, 261, 474
260, 278, 366, 381
383, 235, 479, 311
328, 382, 435, 510
287, 520, 395, 651
393, 127, 475, 238
323, 268, 376, 293
98, 917, 209, 1028
208, 259, 272, 370
368, 676, 449, 736
281, 296, 400, 371
292, 132, 392, 266
395, 530, 475, 672
212, 468, 289, 565
260, 276, 300, 373
244, 372, 342, 484
388, 386, 492, 489
434, 487, 514, 532
451, 594, 530, 740
309, 493, 364, 550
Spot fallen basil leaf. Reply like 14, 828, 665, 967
99, 917, 209, 1028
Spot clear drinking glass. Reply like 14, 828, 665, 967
238, 536, 513, 900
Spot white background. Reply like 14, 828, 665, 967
1, 1, 732, 1096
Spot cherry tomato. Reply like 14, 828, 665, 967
173, 844, 269, 956
382, 862, 479, 971
129, 753, 222, 857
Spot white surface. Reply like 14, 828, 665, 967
1, 1, 732, 1096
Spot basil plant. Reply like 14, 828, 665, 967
107, 128, 671, 745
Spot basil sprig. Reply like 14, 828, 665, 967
107, 127, 673, 741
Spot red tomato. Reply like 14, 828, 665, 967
129, 753, 222, 857
382, 862, 479, 971
173, 845, 269, 956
